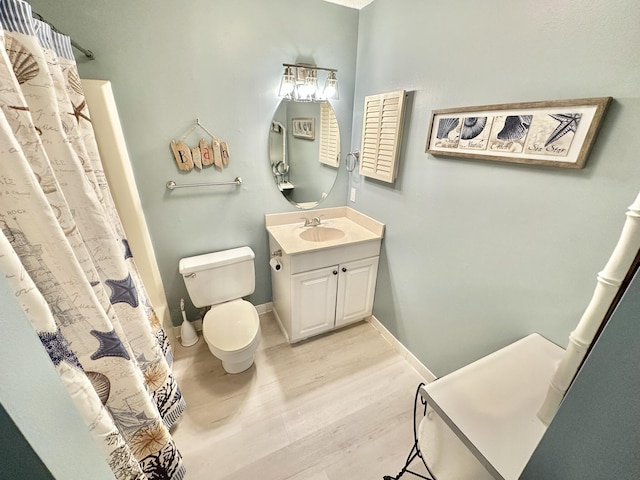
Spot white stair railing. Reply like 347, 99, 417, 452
538, 192, 640, 424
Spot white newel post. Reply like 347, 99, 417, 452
538, 192, 640, 425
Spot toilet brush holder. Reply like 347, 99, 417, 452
180, 298, 199, 347
180, 319, 199, 347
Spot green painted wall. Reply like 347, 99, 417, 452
352, 0, 640, 376
29, 0, 359, 326
7, 0, 640, 476
0, 404, 55, 480
30, 0, 640, 378
29, 0, 640, 374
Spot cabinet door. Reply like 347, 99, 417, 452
335, 256, 379, 327
291, 265, 338, 341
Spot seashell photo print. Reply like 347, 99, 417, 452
426, 97, 611, 168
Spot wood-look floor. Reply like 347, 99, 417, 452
170, 312, 427, 480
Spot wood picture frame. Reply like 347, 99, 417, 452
292, 117, 315, 140
426, 97, 611, 168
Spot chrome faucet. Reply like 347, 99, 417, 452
302, 216, 323, 227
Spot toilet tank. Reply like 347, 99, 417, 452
179, 246, 255, 308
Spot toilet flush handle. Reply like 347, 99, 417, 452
185, 273, 196, 278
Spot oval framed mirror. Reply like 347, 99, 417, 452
269, 99, 340, 209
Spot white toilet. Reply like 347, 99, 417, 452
179, 246, 260, 374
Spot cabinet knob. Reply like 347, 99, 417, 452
333, 270, 338, 275
342, 267, 347, 273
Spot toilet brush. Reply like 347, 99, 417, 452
180, 298, 199, 347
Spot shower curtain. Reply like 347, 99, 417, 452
0, 1, 186, 479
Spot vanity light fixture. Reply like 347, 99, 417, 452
278, 63, 339, 101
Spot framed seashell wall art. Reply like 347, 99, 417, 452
170, 118, 230, 172
426, 97, 611, 168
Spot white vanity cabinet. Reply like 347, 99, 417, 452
292, 256, 379, 341
266, 207, 385, 344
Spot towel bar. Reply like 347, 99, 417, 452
166, 177, 242, 190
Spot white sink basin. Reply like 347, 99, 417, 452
265, 207, 385, 254
299, 227, 346, 242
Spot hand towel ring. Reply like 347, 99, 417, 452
346, 151, 359, 172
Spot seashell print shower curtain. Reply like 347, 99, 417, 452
0, 1, 186, 479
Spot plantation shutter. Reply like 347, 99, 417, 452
319, 102, 340, 167
359, 90, 407, 183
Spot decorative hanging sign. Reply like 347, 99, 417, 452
169, 119, 231, 172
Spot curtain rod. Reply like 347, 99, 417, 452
32, 11, 95, 60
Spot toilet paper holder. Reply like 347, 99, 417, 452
270, 250, 283, 271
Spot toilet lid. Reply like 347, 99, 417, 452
202, 299, 259, 352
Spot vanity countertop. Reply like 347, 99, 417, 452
265, 207, 385, 255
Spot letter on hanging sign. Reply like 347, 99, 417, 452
170, 140, 194, 171
192, 146, 202, 169
200, 138, 214, 166
212, 137, 223, 170
220, 141, 230, 166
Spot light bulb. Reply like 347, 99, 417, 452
304, 70, 318, 101
323, 71, 339, 100
278, 67, 295, 98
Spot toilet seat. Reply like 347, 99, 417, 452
202, 299, 259, 352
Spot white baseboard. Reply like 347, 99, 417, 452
255, 302, 273, 315
173, 302, 273, 339
172, 305, 436, 382
271, 307, 291, 344
367, 315, 437, 383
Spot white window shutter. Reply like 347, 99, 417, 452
359, 90, 407, 183
319, 102, 340, 167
